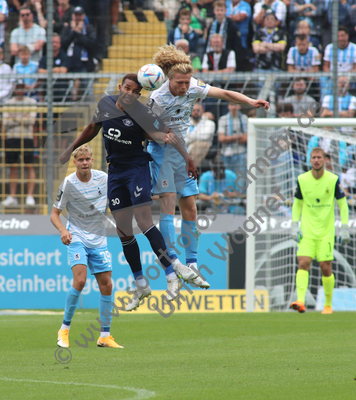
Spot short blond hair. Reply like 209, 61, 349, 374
310, 147, 325, 158
153, 44, 194, 78
18, 45, 30, 54
73, 144, 93, 159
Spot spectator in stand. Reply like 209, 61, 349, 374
153, 0, 181, 33
53, 0, 75, 34
324, 26, 356, 73
82, 0, 110, 62
290, 19, 322, 52
277, 102, 294, 117
229, 0, 251, 50
12, 45, 38, 97
29, 0, 47, 29
198, 161, 242, 214
202, 33, 236, 73
10, 5, 46, 64
205, 0, 244, 70
0, 48, 13, 102
0, 0, 8, 50
61, 7, 96, 101
343, 161, 356, 203
327, 0, 356, 33
38, 33, 70, 101
218, 102, 247, 175
252, 10, 287, 72
287, 34, 321, 73
282, 77, 317, 116
185, 101, 216, 167
289, 0, 324, 39
1, 80, 37, 208
321, 76, 356, 118
175, 38, 202, 72
253, 0, 287, 31
110, 0, 124, 35
168, 9, 200, 53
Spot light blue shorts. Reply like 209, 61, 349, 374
148, 142, 199, 197
68, 242, 112, 275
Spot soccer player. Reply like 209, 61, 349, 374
290, 147, 350, 314
148, 44, 269, 287
51, 144, 122, 348
60, 74, 198, 312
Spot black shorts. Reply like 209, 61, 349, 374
5, 138, 34, 164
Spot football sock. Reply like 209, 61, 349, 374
143, 225, 173, 269
159, 213, 178, 261
99, 294, 113, 333
322, 274, 335, 307
181, 220, 199, 264
122, 236, 143, 274
60, 323, 70, 331
296, 269, 309, 303
63, 286, 81, 325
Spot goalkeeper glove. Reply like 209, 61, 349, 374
338, 224, 350, 245
291, 221, 303, 243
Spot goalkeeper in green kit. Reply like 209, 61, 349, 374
290, 147, 350, 314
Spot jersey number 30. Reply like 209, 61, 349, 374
111, 198, 120, 206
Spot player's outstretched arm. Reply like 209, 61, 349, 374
50, 206, 72, 245
207, 86, 269, 110
60, 122, 101, 164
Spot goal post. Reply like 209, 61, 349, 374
246, 118, 356, 312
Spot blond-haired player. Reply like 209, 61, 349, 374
147, 44, 269, 285
51, 144, 123, 348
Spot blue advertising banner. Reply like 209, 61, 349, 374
0, 233, 228, 309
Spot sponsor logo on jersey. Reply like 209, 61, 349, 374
56, 189, 63, 202
123, 118, 133, 127
197, 80, 206, 88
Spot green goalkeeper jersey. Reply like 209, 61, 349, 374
294, 170, 345, 239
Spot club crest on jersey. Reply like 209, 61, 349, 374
123, 118, 133, 127
197, 80, 206, 88
326, 187, 330, 194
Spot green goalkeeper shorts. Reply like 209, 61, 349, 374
297, 236, 335, 262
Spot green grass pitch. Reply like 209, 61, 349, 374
0, 311, 356, 400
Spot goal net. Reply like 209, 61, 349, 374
245, 118, 356, 312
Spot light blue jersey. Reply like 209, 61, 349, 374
53, 169, 108, 248
147, 77, 210, 196
13, 61, 38, 86
149, 77, 210, 140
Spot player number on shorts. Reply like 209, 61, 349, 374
100, 251, 111, 264
111, 198, 120, 206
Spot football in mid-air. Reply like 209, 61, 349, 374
138, 64, 165, 91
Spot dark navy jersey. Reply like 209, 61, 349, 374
93, 95, 166, 165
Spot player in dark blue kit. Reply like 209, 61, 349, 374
60, 74, 198, 311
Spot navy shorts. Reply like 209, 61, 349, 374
108, 162, 153, 211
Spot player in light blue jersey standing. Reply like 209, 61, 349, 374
149, 44, 269, 285
51, 144, 122, 349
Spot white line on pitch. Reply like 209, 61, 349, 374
0, 377, 156, 400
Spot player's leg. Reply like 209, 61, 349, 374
291, 237, 315, 313
58, 243, 88, 347
178, 183, 210, 289
317, 237, 335, 314
134, 204, 185, 299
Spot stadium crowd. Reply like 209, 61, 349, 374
0, 0, 356, 214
